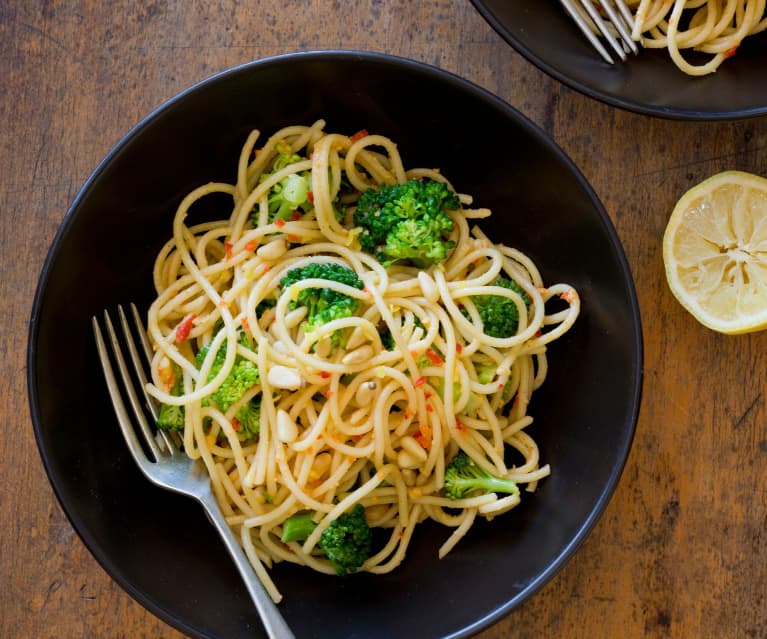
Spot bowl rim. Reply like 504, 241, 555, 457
26, 48, 644, 639
469, 0, 767, 121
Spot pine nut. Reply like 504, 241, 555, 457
342, 345, 373, 365
418, 271, 439, 303
276, 409, 298, 443
397, 449, 421, 469
354, 381, 377, 406
256, 238, 288, 261
310, 452, 332, 480
267, 365, 304, 389
284, 306, 307, 329
271, 340, 289, 354
314, 338, 331, 358
400, 435, 428, 462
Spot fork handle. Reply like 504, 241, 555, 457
199, 493, 296, 639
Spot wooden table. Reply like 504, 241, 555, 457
4, 1, 767, 637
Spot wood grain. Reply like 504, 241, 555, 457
3, 1, 767, 638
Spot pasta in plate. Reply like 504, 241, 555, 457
145, 120, 580, 602
629, 0, 767, 75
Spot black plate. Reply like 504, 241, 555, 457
27, 50, 642, 639
472, 0, 767, 120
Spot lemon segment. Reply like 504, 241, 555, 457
662, 170, 767, 334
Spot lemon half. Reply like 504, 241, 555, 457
663, 170, 767, 334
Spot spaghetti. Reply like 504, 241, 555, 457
145, 121, 580, 602
628, 0, 767, 75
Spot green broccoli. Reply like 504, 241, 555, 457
258, 150, 312, 222
280, 263, 364, 347
319, 504, 372, 576
280, 505, 372, 575
196, 332, 260, 413
353, 178, 459, 267
234, 398, 261, 442
156, 364, 185, 431
463, 277, 530, 338
443, 451, 519, 500
281, 511, 318, 543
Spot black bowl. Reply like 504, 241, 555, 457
27, 50, 642, 639
471, 0, 767, 120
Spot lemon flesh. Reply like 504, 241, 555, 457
663, 171, 767, 334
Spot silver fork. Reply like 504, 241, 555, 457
560, 0, 638, 64
92, 304, 295, 639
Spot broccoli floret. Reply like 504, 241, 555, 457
235, 398, 261, 442
280, 506, 372, 575
258, 150, 312, 222
196, 333, 260, 413
318, 504, 372, 576
443, 451, 519, 500
463, 278, 530, 338
280, 263, 364, 347
281, 511, 318, 543
157, 365, 185, 431
353, 178, 459, 267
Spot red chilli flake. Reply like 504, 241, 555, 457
425, 349, 444, 366
324, 390, 333, 399
291, 211, 302, 221
274, 218, 286, 228
307, 191, 315, 203
241, 317, 250, 330
725, 46, 738, 59
320, 371, 331, 379
414, 376, 427, 387
231, 418, 241, 432
455, 420, 467, 433
245, 240, 258, 252
174, 313, 196, 343
350, 129, 369, 143
560, 288, 576, 304
455, 343, 463, 354
497, 383, 505, 391
287, 234, 300, 243
414, 432, 431, 450
426, 405, 434, 413
225, 242, 234, 260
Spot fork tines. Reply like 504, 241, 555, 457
560, 0, 638, 64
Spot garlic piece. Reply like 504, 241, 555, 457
354, 381, 377, 406
267, 365, 304, 390
256, 238, 288, 261
276, 409, 298, 443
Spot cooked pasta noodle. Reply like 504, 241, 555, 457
144, 120, 580, 602
628, 0, 767, 75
